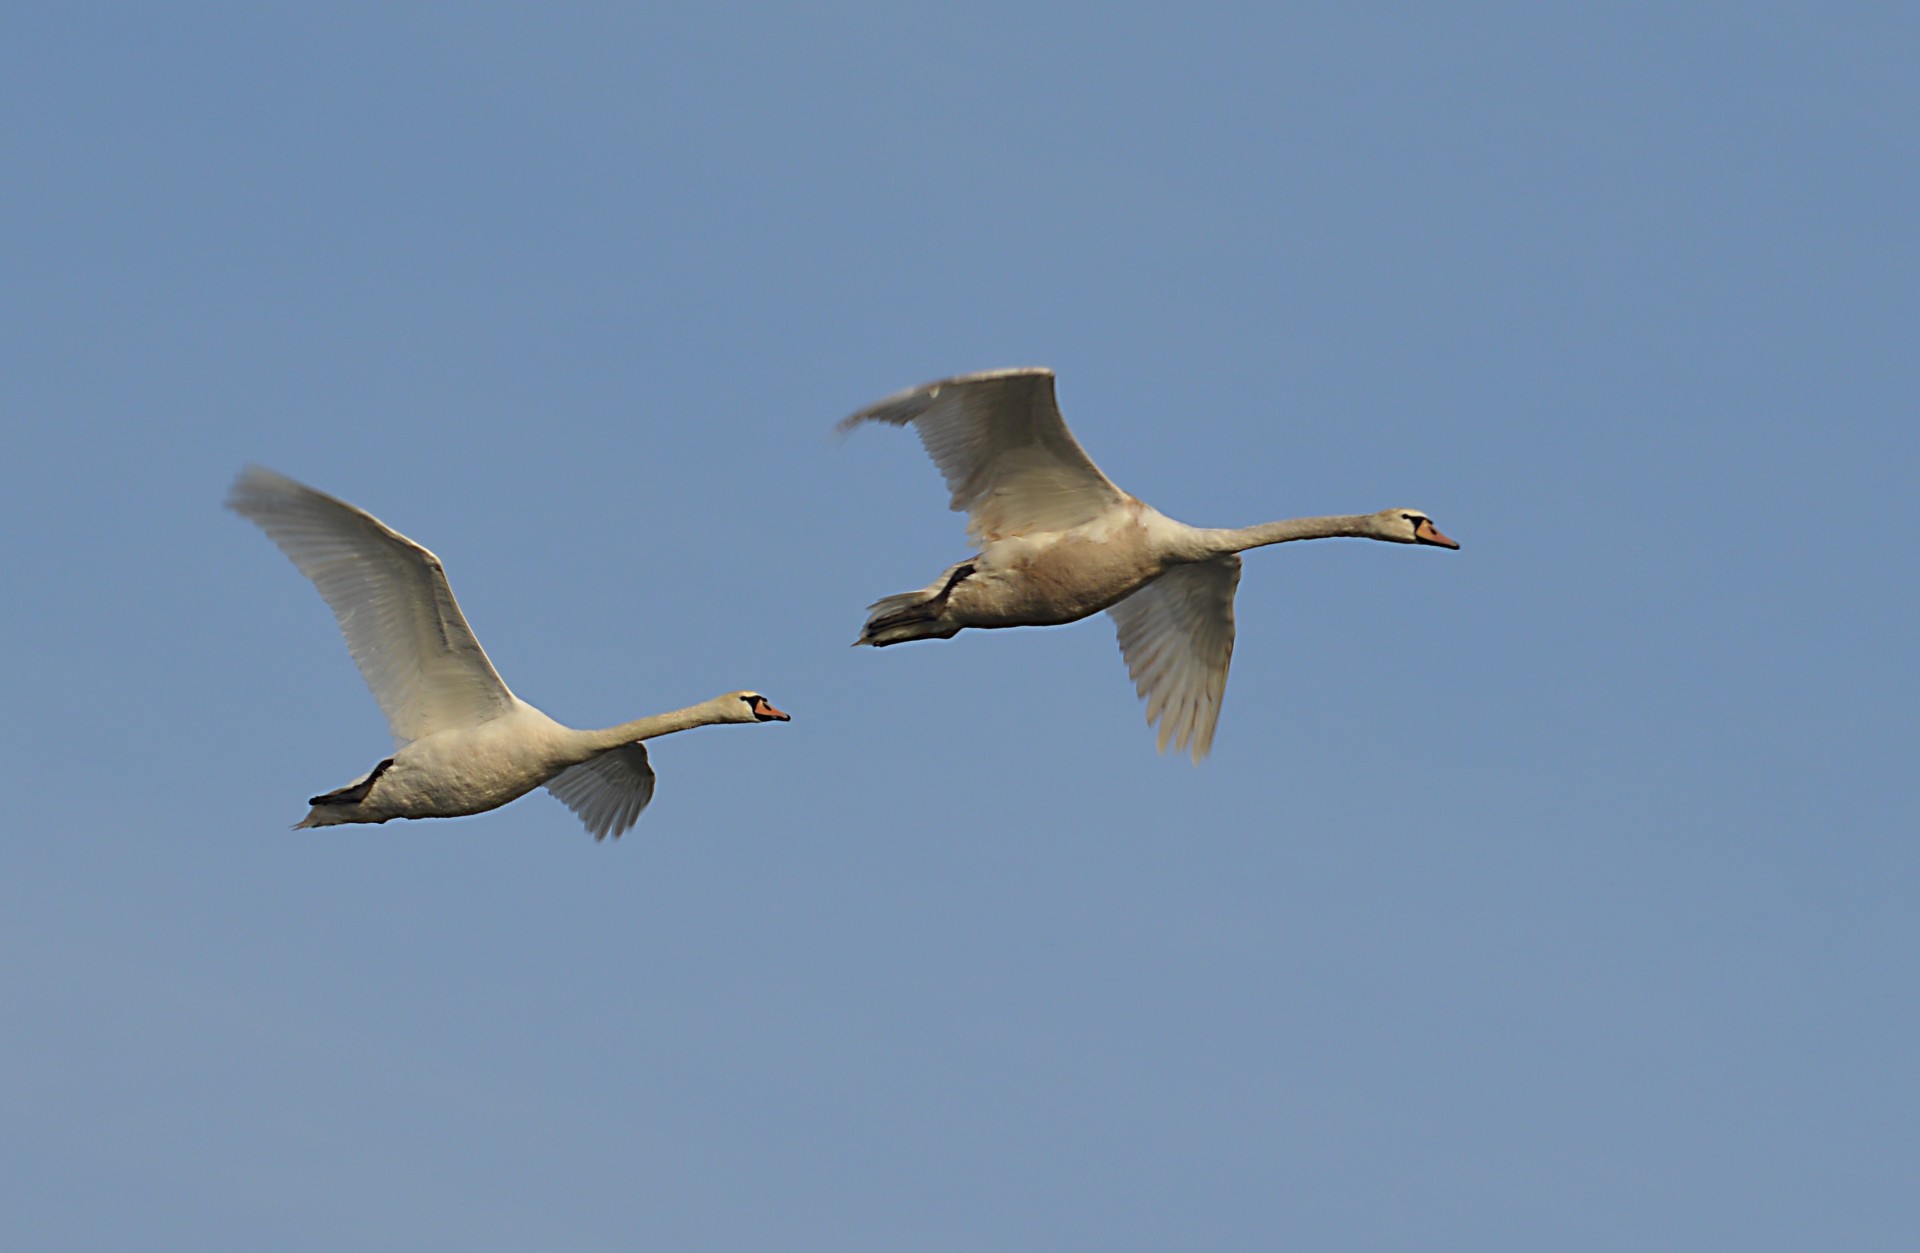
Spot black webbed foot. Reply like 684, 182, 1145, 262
308, 757, 394, 807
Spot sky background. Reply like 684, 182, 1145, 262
3, 4, 1915, 1249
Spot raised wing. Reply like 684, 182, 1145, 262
227, 466, 517, 746
546, 744, 656, 841
1107, 557, 1242, 762
838, 367, 1129, 544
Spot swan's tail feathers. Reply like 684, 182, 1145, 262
856, 590, 963, 647
855, 560, 974, 647
295, 803, 389, 829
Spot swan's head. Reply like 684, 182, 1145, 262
1373, 509, 1460, 549
721, 691, 792, 723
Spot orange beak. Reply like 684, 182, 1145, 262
1415, 519, 1460, 549
754, 699, 792, 722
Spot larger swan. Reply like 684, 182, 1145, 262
839, 368, 1458, 761
228, 467, 789, 839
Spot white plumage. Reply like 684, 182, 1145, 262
229, 467, 788, 839
840, 368, 1458, 760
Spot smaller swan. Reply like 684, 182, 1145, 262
839, 368, 1458, 761
228, 467, 790, 839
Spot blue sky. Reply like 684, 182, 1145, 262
3, 4, 1915, 1249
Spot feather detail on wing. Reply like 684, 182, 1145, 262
226, 466, 517, 746
546, 744, 657, 841
837, 367, 1128, 544
1108, 557, 1242, 762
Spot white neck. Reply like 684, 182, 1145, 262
1185, 514, 1380, 560
575, 697, 744, 756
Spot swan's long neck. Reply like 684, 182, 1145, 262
1188, 514, 1379, 560
576, 700, 735, 756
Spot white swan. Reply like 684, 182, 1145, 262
227, 467, 790, 839
839, 368, 1458, 761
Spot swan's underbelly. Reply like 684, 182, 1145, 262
959, 533, 1164, 627
372, 728, 558, 818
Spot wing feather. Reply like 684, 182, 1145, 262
1107, 557, 1241, 762
546, 744, 657, 841
838, 368, 1128, 544
227, 466, 517, 745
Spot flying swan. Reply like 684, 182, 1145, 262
839, 367, 1458, 760
228, 467, 789, 839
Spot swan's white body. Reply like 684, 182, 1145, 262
228, 467, 788, 839
840, 367, 1459, 760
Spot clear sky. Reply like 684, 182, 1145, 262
3, 4, 1915, 1249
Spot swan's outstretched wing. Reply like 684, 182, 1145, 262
838, 367, 1129, 544
546, 744, 656, 841
227, 466, 517, 745
1108, 556, 1241, 762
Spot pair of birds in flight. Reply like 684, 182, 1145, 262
232, 367, 1459, 840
